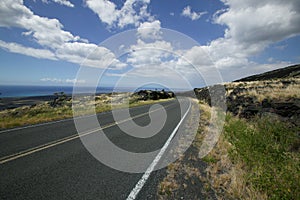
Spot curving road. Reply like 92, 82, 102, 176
0, 98, 191, 200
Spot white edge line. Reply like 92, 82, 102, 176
126, 99, 191, 200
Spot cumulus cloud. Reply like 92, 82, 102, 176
215, 0, 300, 60
215, 0, 300, 44
177, 46, 212, 67
85, 0, 154, 29
1, 0, 300, 85
158, 0, 300, 84
137, 20, 162, 40
127, 39, 173, 67
181, 0, 300, 81
0, 0, 127, 69
0, 0, 82, 49
181, 6, 207, 20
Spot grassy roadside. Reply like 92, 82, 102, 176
157, 100, 299, 200
0, 94, 174, 129
203, 104, 300, 200
158, 69, 300, 199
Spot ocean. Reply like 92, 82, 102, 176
0, 85, 188, 98
0, 85, 118, 98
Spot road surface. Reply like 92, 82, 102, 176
0, 98, 191, 199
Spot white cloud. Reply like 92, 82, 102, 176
110, 60, 128, 70
40, 77, 86, 84
215, 0, 300, 44
127, 39, 173, 67
177, 46, 212, 67
55, 42, 125, 69
137, 20, 162, 40
214, 0, 300, 59
0, 40, 57, 60
65, 78, 85, 83
0, 0, 82, 49
40, 78, 63, 82
180, 0, 300, 82
41, 0, 74, 7
85, 0, 118, 26
181, 6, 207, 20
85, 0, 154, 29
1, 0, 300, 86
52, 0, 74, 7
109, 65, 193, 89
0, 0, 127, 69
168, 0, 300, 84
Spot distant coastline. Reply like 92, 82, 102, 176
0, 85, 186, 98
0, 85, 186, 111
0, 85, 112, 111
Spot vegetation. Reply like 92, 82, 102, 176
225, 78, 300, 102
159, 68, 300, 199
201, 76, 300, 199
0, 91, 174, 129
224, 114, 299, 200
204, 111, 300, 200
158, 81, 299, 199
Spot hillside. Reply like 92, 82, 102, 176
234, 64, 300, 82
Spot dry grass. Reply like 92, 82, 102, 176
225, 77, 300, 102
158, 162, 181, 198
242, 83, 300, 102
224, 115, 299, 200
197, 103, 267, 199
0, 94, 174, 129
204, 77, 300, 199
0, 103, 73, 129
158, 100, 212, 199
204, 111, 300, 200
204, 133, 267, 200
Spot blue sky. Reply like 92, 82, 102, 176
0, 0, 300, 89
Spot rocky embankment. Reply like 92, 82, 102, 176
225, 83, 300, 126
194, 64, 300, 126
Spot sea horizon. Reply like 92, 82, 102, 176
0, 85, 189, 98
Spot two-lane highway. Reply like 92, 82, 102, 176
0, 98, 191, 199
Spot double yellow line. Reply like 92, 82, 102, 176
0, 102, 175, 164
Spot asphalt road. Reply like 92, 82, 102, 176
0, 98, 191, 200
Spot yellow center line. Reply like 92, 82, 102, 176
0, 102, 176, 164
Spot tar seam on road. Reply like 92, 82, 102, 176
126, 100, 191, 200
0, 102, 175, 164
